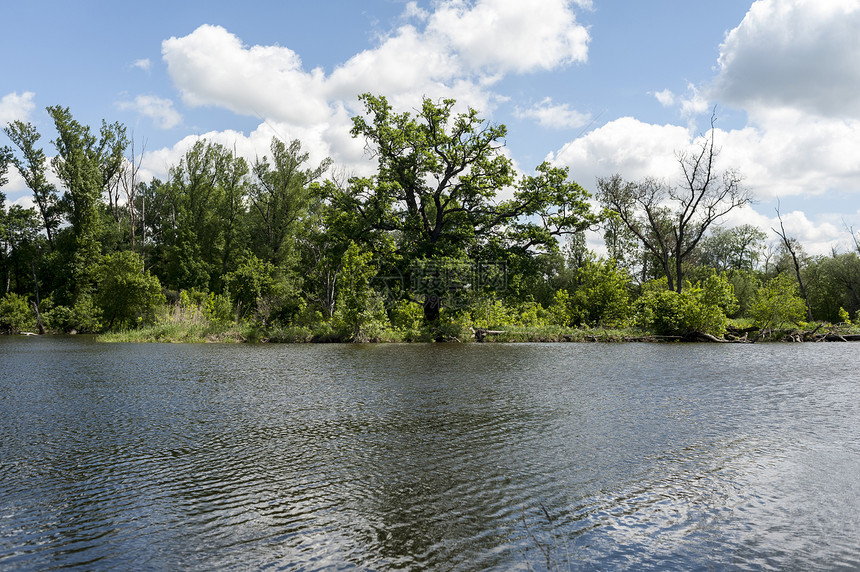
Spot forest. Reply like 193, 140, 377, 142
1, 94, 859, 343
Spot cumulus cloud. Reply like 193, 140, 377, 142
549, 117, 691, 189
117, 95, 182, 129
163, 25, 332, 125
713, 0, 860, 119
159, 1, 590, 176
139, 113, 367, 185
515, 98, 591, 129
0, 91, 36, 125
162, 0, 589, 121
426, 0, 589, 74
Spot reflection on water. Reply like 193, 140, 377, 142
1, 337, 859, 570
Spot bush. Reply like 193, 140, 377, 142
634, 275, 738, 337
332, 243, 390, 342
389, 298, 424, 339
0, 293, 35, 333
95, 251, 165, 330
750, 274, 807, 331
569, 259, 632, 327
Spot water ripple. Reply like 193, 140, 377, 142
1, 339, 859, 570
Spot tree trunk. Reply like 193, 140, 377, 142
31, 301, 46, 335
423, 294, 440, 323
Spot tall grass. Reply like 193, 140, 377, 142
99, 302, 244, 343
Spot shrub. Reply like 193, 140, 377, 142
0, 293, 35, 333
569, 259, 632, 327
750, 274, 807, 331
332, 242, 390, 342
95, 251, 165, 330
634, 274, 738, 337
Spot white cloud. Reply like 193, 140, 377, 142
549, 117, 691, 188
140, 114, 368, 185
515, 98, 590, 129
132, 58, 152, 73
159, 1, 590, 176
162, 0, 589, 124
163, 25, 332, 126
653, 89, 675, 107
652, 84, 709, 122
713, 0, 860, 119
0, 91, 36, 125
426, 0, 589, 74
679, 83, 709, 119
117, 95, 182, 129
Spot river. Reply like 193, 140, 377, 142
1, 337, 858, 570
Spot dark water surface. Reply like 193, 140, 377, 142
1, 337, 858, 570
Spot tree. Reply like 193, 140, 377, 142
346, 94, 599, 322
48, 106, 129, 291
94, 251, 164, 330
0, 145, 12, 188
249, 137, 330, 268
634, 273, 738, 338
568, 258, 632, 327
152, 140, 247, 291
597, 113, 749, 293
805, 252, 860, 322
695, 224, 767, 272
0, 205, 42, 294
333, 242, 389, 341
772, 204, 813, 321
3, 122, 61, 248
750, 273, 807, 331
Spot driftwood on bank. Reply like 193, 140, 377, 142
471, 327, 505, 342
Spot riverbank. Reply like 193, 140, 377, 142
91, 321, 860, 344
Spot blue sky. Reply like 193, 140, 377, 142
2, 0, 859, 254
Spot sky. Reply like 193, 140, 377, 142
2, 0, 859, 255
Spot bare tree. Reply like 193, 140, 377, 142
773, 203, 814, 321
119, 136, 146, 254
597, 112, 749, 293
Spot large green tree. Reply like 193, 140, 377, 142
249, 137, 330, 268
151, 140, 249, 291
3, 122, 61, 248
48, 106, 128, 292
345, 94, 599, 321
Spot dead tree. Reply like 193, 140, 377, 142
597, 110, 749, 293
773, 204, 814, 321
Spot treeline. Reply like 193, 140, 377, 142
1, 94, 859, 341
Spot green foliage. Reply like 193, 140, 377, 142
250, 138, 330, 267
469, 295, 515, 330
347, 94, 597, 322
333, 243, 390, 341
547, 289, 572, 326
224, 253, 281, 321
696, 224, 767, 272
634, 275, 738, 337
95, 251, 164, 330
6, 94, 860, 343
388, 298, 424, 339
750, 274, 807, 331
0, 293, 35, 333
203, 292, 235, 330
45, 293, 103, 333
3, 121, 61, 246
569, 258, 632, 327
804, 252, 860, 322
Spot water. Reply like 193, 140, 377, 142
1, 337, 859, 570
